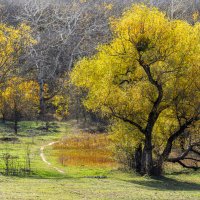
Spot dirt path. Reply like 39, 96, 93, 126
40, 141, 65, 174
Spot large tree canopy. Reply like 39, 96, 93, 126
71, 5, 200, 175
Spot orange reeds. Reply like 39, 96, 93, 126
53, 133, 117, 168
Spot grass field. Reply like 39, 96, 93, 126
0, 120, 200, 200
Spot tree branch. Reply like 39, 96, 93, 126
137, 54, 163, 135
191, 149, 200, 156
184, 157, 200, 162
109, 107, 145, 135
177, 160, 199, 170
161, 116, 199, 160
167, 142, 200, 162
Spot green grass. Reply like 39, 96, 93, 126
0, 120, 200, 200
0, 171, 199, 200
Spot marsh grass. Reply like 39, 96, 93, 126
53, 133, 118, 168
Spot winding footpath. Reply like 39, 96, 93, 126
40, 141, 65, 174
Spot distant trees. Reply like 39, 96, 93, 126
11, 0, 115, 122
0, 23, 35, 84
0, 78, 40, 134
71, 5, 200, 176
0, 21, 37, 133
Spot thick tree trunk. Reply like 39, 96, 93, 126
144, 134, 153, 175
134, 144, 142, 173
141, 145, 146, 174
145, 151, 153, 175
154, 157, 164, 176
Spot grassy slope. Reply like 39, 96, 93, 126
0, 121, 199, 200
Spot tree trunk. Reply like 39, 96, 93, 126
14, 118, 18, 135
39, 79, 45, 118
154, 158, 164, 176
141, 134, 153, 175
134, 144, 142, 173
45, 121, 49, 131
141, 145, 146, 174
145, 134, 153, 175
14, 105, 19, 135
82, 108, 87, 123
2, 113, 6, 123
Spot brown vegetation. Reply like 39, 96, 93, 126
53, 133, 118, 168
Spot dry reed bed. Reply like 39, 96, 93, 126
53, 133, 117, 167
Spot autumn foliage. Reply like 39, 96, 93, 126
0, 23, 36, 83
0, 78, 40, 134
71, 5, 200, 175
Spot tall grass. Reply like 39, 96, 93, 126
53, 133, 118, 168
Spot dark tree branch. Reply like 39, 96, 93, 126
177, 160, 199, 170
167, 142, 200, 162
109, 107, 145, 135
137, 54, 163, 135
167, 147, 192, 162
184, 157, 200, 162
192, 149, 200, 156
162, 116, 200, 160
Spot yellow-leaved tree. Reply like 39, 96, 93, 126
71, 5, 200, 176
0, 23, 35, 83
0, 78, 40, 134
51, 94, 69, 120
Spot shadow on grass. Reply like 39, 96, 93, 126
28, 174, 73, 180
126, 176, 200, 191
165, 170, 192, 176
0, 172, 72, 180
6, 172, 74, 180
